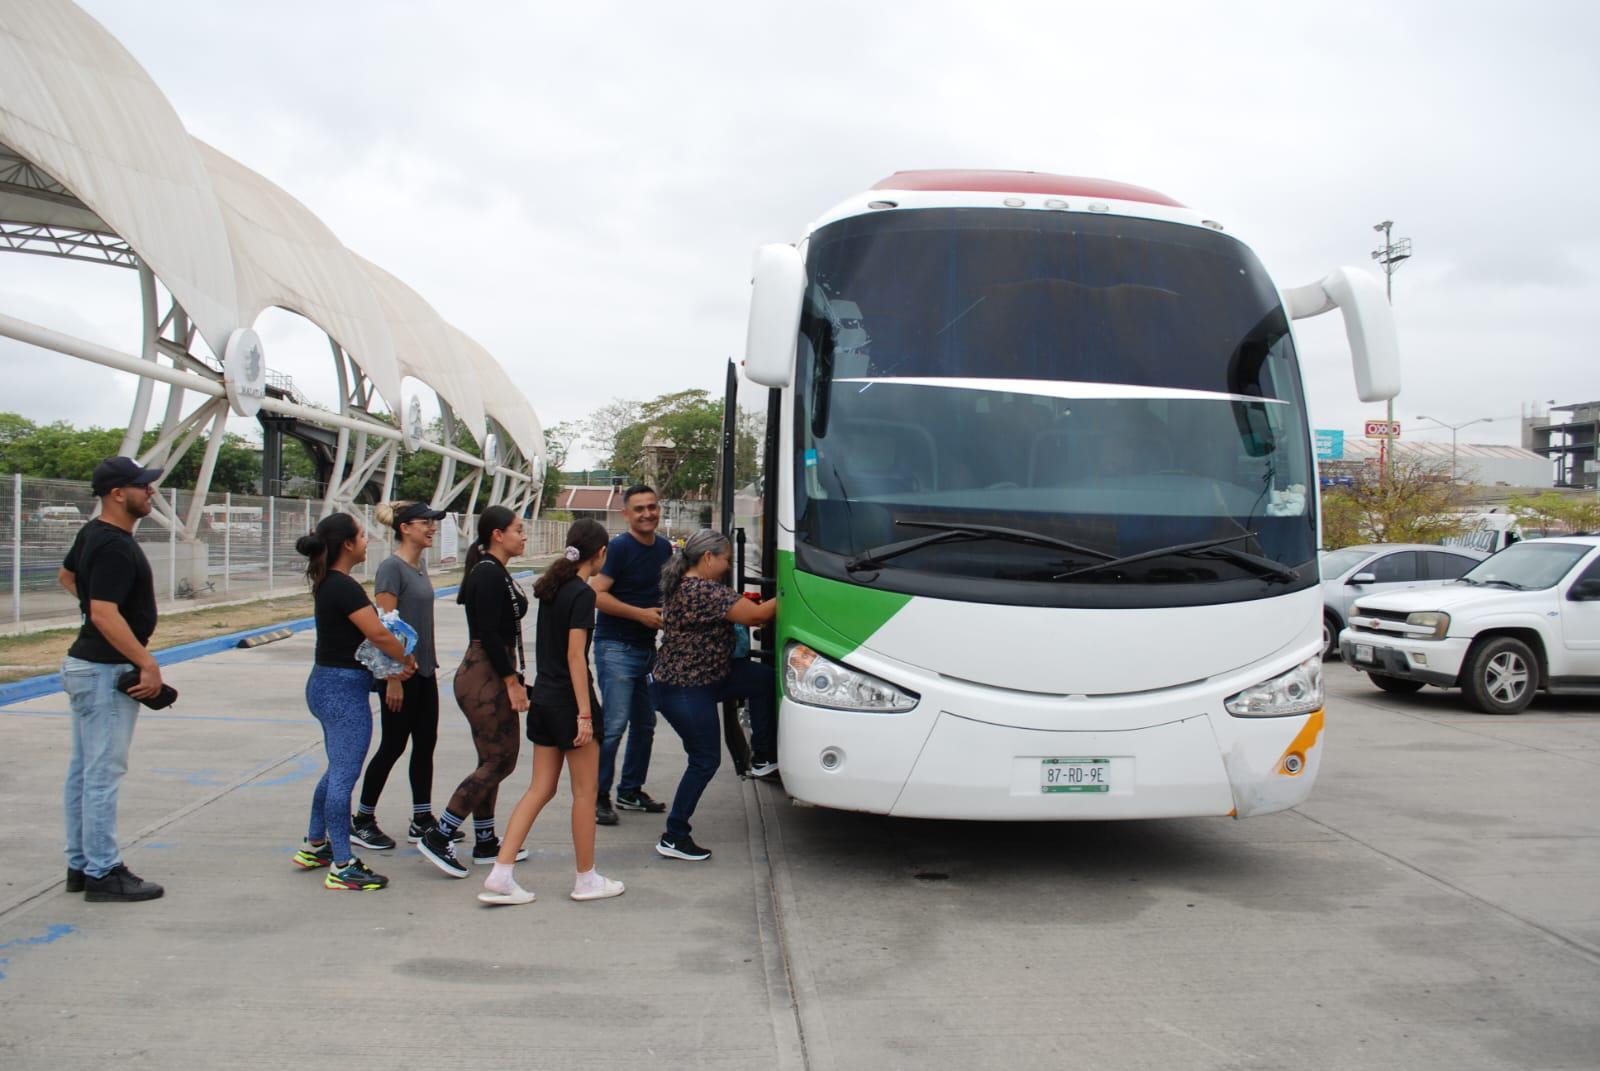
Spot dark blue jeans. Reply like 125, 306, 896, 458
594, 638, 656, 799
652, 659, 776, 840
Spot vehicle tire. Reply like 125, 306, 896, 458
1367, 673, 1425, 695
1323, 613, 1342, 660
1461, 636, 1539, 714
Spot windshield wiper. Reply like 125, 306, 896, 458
1052, 532, 1297, 583
1478, 578, 1527, 590
845, 521, 1113, 573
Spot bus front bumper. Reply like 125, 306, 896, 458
777, 698, 1323, 821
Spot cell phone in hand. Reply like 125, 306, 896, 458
115, 670, 179, 710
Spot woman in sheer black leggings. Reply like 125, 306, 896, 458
415, 506, 531, 878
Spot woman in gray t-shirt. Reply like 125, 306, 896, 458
350, 501, 452, 851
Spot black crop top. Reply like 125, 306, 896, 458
458, 557, 529, 677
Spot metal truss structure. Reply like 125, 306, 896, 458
0, 0, 545, 543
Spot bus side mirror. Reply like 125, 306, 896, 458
1282, 267, 1401, 403
744, 244, 805, 388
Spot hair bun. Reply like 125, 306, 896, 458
294, 533, 325, 557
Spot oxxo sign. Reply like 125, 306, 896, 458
223, 328, 267, 417
1364, 420, 1402, 440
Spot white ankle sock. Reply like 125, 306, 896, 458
485, 862, 517, 893
574, 868, 603, 892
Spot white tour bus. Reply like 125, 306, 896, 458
726, 170, 1399, 820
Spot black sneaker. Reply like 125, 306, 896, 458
350, 815, 396, 851
407, 816, 464, 843
616, 790, 667, 813
66, 867, 85, 893
84, 864, 165, 902
655, 834, 711, 862
595, 797, 620, 826
417, 828, 469, 878
472, 838, 530, 864
749, 754, 780, 779
325, 857, 389, 891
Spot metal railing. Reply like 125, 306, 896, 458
1, 473, 588, 629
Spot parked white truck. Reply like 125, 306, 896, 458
1339, 536, 1600, 713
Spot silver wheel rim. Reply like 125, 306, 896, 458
1323, 621, 1331, 651
1485, 651, 1530, 705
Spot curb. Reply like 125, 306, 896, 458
0, 570, 535, 709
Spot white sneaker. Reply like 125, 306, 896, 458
570, 873, 625, 901
477, 880, 535, 906
749, 757, 780, 779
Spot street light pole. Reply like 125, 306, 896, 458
1416, 415, 1493, 483
1372, 221, 1412, 483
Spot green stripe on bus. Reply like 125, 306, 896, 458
777, 549, 910, 657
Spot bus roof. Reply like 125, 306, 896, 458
871, 170, 1184, 207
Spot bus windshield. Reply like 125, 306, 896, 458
793, 208, 1316, 603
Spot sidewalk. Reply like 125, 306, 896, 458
0, 592, 791, 1068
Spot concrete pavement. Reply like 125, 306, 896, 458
2, 611, 1597, 1069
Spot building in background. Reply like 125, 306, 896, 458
1317, 439, 1553, 488
1525, 401, 1599, 490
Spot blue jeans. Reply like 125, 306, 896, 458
61, 657, 141, 879
594, 638, 656, 799
653, 659, 776, 840
305, 665, 374, 863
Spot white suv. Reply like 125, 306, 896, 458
1338, 536, 1600, 714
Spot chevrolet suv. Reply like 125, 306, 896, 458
1338, 536, 1600, 714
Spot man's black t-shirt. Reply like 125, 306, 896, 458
65, 520, 157, 664
531, 576, 597, 710
314, 571, 373, 670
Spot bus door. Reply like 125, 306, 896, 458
718, 359, 779, 774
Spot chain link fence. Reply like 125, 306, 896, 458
2, 474, 583, 630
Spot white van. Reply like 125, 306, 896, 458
199, 503, 263, 540
1443, 512, 1522, 554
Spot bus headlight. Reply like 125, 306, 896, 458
1406, 611, 1450, 639
1225, 656, 1323, 718
784, 643, 918, 713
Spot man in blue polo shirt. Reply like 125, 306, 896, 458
591, 484, 674, 825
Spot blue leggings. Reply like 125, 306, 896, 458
306, 665, 374, 862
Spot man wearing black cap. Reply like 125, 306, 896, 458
55, 456, 166, 902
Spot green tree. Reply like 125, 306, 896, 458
1508, 491, 1600, 536
596, 391, 761, 502
541, 420, 581, 502
153, 431, 261, 495
1320, 457, 1472, 548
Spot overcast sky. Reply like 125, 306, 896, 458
3, 0, 1596, 466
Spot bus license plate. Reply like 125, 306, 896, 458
1041, 758, 1111, 793
1354, 643, 1375, 664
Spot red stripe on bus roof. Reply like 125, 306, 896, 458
871, 170, 1184, 207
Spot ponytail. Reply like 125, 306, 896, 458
296, 511, 360, 593
533, 519, 608, 601
458, 505, 517, 602
660, 528, 730, 603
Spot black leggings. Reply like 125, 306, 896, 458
357, 672, 439, 811
444, 643, 521, 820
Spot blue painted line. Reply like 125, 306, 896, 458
0, 924, 77, 981
0, 570, 535, 710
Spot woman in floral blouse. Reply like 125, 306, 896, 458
649, 529, 777, 861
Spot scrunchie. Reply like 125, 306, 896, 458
564, 546, 581, 562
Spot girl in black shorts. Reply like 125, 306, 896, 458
482, 519, 624, 905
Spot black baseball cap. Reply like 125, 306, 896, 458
393, 502, 448, 529
91, 457, 163, 497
